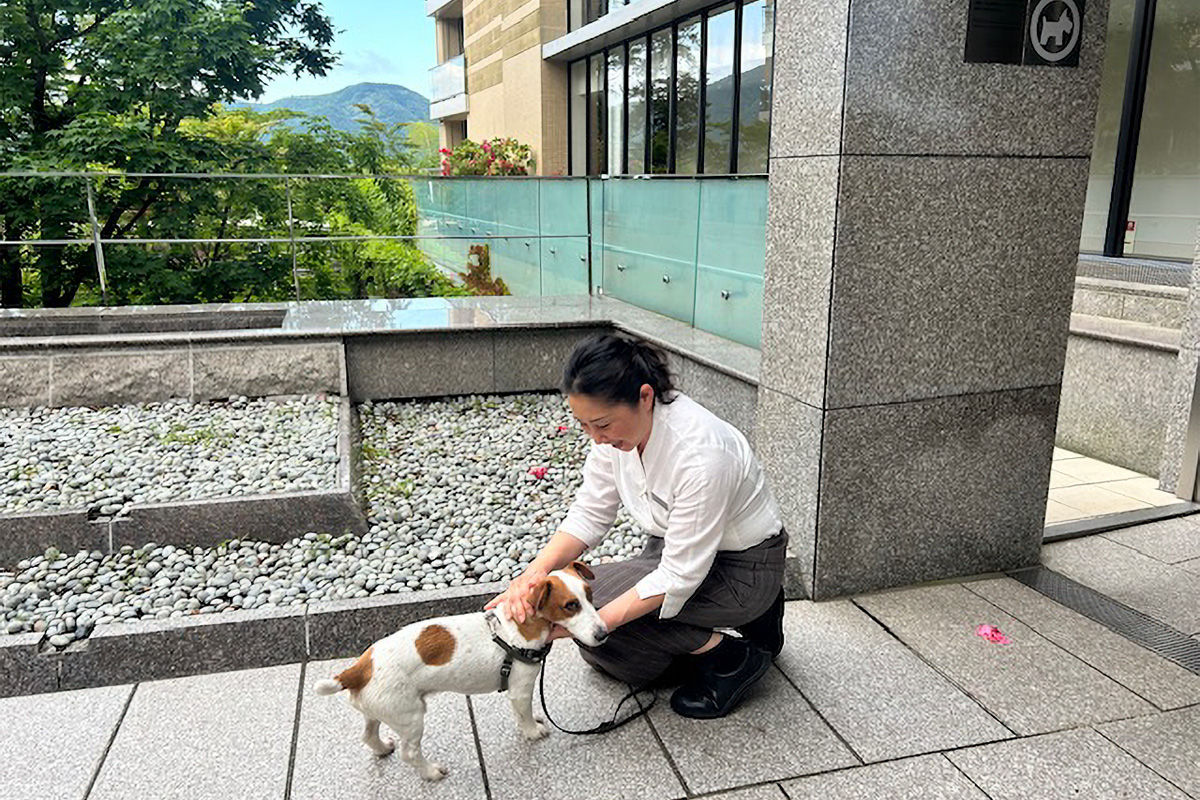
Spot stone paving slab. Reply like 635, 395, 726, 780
647, 667, 858, 795
705, 786, 787, 800
0, 684, 131, 800
945, 727, 1192, 799
292, 658, 487, 800
473, 642, 685, 800
88, 663, 299, 800
965, 577, 1200, 710
854, 583, 1154, 735
1097, 705, 1200, 798
779, 754, 988, 799
1102, 517, 1200, 564
774, 600, 1011, 762
1043, 537, 1200, 635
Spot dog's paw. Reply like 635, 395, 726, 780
521, 721, 549, 741
374, 738, 395, 758
419, 762, 448, 781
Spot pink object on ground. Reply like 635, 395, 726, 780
975, 624, 1011, 644
528, 466, 549, 479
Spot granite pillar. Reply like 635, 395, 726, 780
760, 0, 1109, 598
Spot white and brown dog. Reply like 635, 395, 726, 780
314, 561, 607, 781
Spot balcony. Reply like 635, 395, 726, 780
429, 55, 468, 120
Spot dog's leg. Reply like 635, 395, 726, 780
508, 668, 549, 741
361, 717, 394, 757
390, 695, 447, 781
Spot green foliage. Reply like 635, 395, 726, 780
0, 0, 471, 309
440, 138, 535, 176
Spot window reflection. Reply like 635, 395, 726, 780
676, 18, 702, 175
627, 38, 648, 174
737, 0, 772, 173
704, 5, 736, 174
650, 28, 672, 174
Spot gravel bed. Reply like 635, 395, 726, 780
0, 396, 339, 518
0, 393, 646, 644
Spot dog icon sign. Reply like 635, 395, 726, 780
1029, 0, 1082, 63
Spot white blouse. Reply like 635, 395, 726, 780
560, 392, 783, 618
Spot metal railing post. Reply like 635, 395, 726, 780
84, 180, 110, 306
286, 178, 300, 301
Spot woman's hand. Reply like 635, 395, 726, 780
484, 568, 548, 623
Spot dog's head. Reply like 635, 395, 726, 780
530, 561, 608, 647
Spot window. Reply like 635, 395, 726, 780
607, 48, 626, 174
703, 5, 736, 174
737, 0, 772, 173
675, 17, 702, 175
627, 38, 648, 174
650, 28, 673, 174
1126, 0, 1199, 259
588, 53, 607, 175
570, 60, 587, 176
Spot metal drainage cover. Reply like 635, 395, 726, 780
1009, 566, 1200, 675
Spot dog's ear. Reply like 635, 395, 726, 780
569, 560, 595, 581
530, 577, 552, 610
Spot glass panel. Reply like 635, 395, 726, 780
588, 54, 607, 175
607, 48, 626, 174
601, 179, 698, 323
693, 178, 767, 347
586, 0, 608, 27
1126, 0, 1200, 259
541, 238, 591, 296
429, 55, 466, 103
649, 28, 672, 174
569, 0, 583, 32
627, 38, 648, 174
570, 60, 588, 176
737, 0, 773, 173
1079, 0, 1134, 252
704, 5, 736, 174
675, 17, 702, 175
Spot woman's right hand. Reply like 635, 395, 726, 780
484, 569, 548, 623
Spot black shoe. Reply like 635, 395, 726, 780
669, 636, 771, 719
736, 589, 785, 657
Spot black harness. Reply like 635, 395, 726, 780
484, 610, 551, 692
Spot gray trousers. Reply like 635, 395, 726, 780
577, 530, 787, 685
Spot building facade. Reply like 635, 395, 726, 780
430, 0, 1195, 261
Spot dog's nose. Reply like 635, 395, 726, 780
594, 627, 608, 644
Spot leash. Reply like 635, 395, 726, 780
484, 609, 657, 734
537, 645, 659, 736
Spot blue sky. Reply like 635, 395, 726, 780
260, 1, 436, 102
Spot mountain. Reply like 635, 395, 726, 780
235, 83, 430, 132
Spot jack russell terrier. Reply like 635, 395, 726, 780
314, 561, 607, 781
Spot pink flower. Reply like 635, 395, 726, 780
439, 148, 451, 155
528, 466, 548, 480
556, 425, 569, 432
975, 624, 1010, 644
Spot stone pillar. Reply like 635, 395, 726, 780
758, 0, 1109, 599
1159, 223, 1200, 494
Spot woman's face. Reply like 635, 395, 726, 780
567, 385, 655, 452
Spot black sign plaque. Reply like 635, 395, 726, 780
965, 0, 1084, 67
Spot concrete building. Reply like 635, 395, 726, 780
425, 0, 1199, 599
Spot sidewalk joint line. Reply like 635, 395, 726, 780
82, 682, 137, 800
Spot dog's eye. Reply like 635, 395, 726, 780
564, 600, 580, 611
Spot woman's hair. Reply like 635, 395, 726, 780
560, 332, 678, 407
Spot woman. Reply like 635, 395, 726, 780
486, 332, 786, 719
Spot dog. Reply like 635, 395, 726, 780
314, 561, 607, 781
1039, 11, 1073, 48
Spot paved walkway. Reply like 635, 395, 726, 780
4, 523, 1199, 800
1046, 447, 1180, 525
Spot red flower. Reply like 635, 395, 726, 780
528, 466, 549, 480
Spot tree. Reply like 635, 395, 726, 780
0, 0, 336, 307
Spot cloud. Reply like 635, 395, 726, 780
340, 50, 401, 75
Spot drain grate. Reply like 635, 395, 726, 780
1008, 566, 1200, 675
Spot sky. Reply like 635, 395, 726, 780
259, 0, 436, 102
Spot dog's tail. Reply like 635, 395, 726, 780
313, 678, 344, 695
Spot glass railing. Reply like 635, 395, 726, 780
412, 175, 767, 347
2, 172, 768, 348
429, 55, 466, 104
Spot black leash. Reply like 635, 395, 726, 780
537, 643, 659, 735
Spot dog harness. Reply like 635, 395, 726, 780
483, 610, 552, 692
